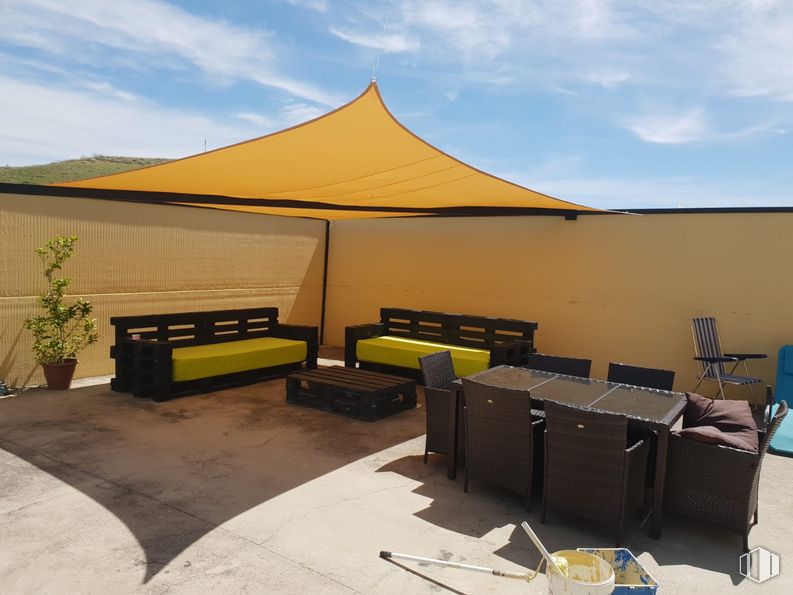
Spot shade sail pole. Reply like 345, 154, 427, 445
319, 219, 331, 345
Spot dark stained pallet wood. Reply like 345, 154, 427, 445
344, 307, 537, 377
110, 307, 318, 402
286, 366, 416, 421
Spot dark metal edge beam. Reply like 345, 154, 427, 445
0, 183, 584, 218
614, 206, 793, 214
3, 183, 791, 216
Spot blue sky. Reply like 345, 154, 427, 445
1, 0, 791, 208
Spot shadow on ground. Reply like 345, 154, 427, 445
0, 378, 425, 583
378, 453, 754, 587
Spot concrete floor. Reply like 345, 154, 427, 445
1, 354, 792, 594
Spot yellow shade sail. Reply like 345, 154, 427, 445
54, 83, 596, 219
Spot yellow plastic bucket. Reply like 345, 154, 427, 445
546, 549, 615, 594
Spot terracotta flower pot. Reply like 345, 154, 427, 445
42, 359, 78, 390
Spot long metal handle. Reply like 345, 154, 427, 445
379, 551, 534, 581
521, 521, 563, 576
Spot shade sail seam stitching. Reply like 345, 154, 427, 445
260, 161, 464, 201
181, 173, 485, 209
331, 171, 482, 203
251, 154, 447, 196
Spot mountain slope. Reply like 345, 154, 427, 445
0, 155, 168, 185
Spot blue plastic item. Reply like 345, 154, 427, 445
577, 549, 658, 594
770, 346, 793, 457
776, 346, 793, 404
768, 403, 793, 456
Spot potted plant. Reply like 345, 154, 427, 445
25, 235, 98, 390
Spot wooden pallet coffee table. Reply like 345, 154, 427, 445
286, 366, 417, 421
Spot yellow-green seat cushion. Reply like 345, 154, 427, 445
356, 335, 490, 378
172, 337, 307, 382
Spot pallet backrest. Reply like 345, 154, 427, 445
379, 308, 537, 349
111, 307, 280, 347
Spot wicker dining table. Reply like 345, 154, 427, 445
448, 365, 687, 539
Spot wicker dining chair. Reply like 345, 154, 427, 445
664, 394, 788, 551
607, 362, 675, 391
542, 400, 650, 545
461, 377, 542, 510
526, 353, 592, 378
419, 351, 459, 464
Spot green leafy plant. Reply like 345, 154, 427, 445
25, 235, 98, 365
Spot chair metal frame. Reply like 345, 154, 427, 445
691, 317, 766, 407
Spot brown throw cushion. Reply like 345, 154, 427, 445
680, 392, 758, 452
679, 426, 758, 452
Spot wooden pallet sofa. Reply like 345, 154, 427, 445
110, 307, 318, 401
345, 308, 538, 382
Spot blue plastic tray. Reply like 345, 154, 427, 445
577, 548, 658, 594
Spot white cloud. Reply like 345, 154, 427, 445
623, 108, 708, 144
719, 1, 793, 101
324, 0, 637, 99
622, 106, 786, 145
719, 123, 789, 141
327, 0, 791, 117
512, 173, 792, 209
400, 1, 512, 60
0, 74, 340, 165
285, 0, 328, 11
235, 112, 276, 128
279, 103, 325, 125
564, 0, 631, 40
394, 0, 631, 60
0, 0, 339, 106
637, 1, 793, 102
328, 26, 420, 53
547, 84, 581, 97
586, 71, 631, 88
0, 75, 251, 166
81, 81, 141, 103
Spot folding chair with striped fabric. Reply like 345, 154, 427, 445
691, 316, 766, 407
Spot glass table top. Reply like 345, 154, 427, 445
465, 366, 557, 390
590, 385, 684, 422
530, 375, 621, 407
462, 365, 685, 424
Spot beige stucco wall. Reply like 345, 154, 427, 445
325, 213, 791, 397
0, 194, 326, 387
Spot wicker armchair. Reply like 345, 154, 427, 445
461, 378, 542, 510
419, 351, 460, 464
542, 400, 649, 545
664, 397, 788, 551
